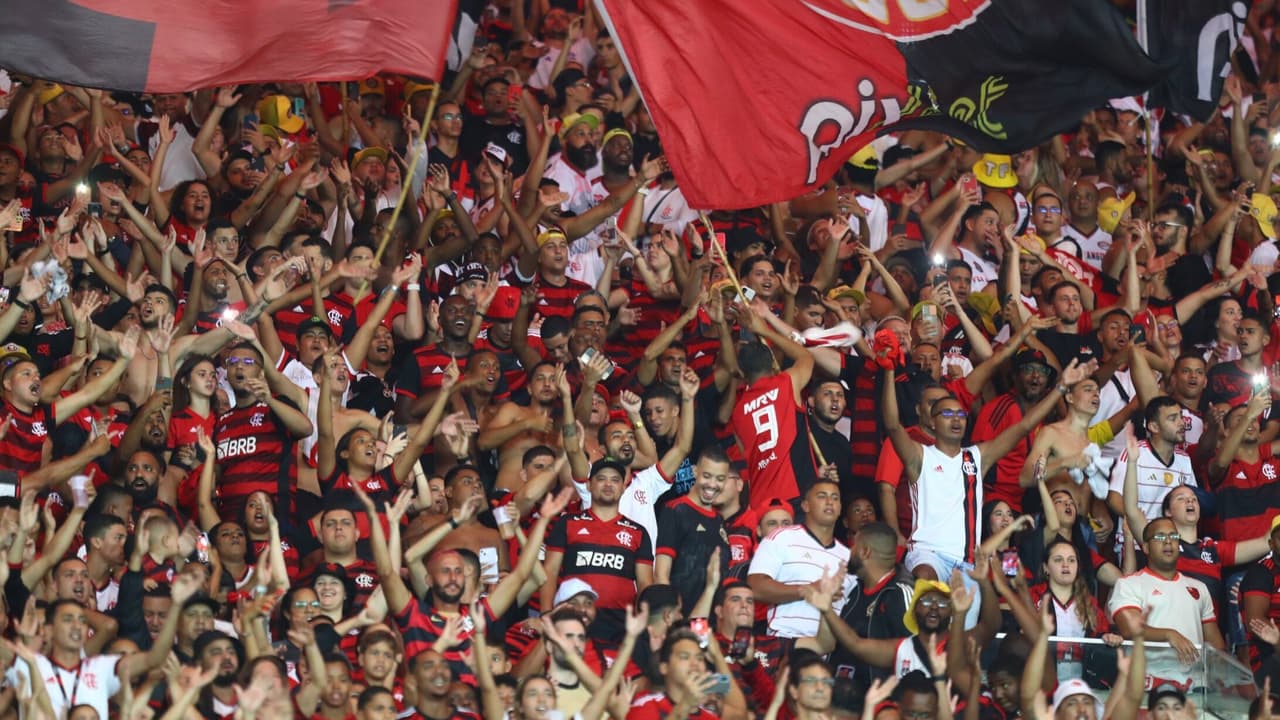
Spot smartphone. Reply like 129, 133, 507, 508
739, 286, 757, 304
243, 112, 259, 129
960, 174, 979, 196
87, 202, 102, 218
1129, 322, 1146, 345
1254, 373, 1269, 393
249, 153, 266, 172
1001, 551, 1019, 577
507, 83, 524, 105
689, 618, 710, 648
601, 216, 618, 246
730, 627, 752, 659
932, 272, 949, 289
706, 673, 732, 697
1255, 92, 1268, 103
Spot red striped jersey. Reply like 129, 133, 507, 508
841, 355, 880, 483
394, 343, 467, 401
605, 278, 681, 365
169, 406, 215, 515
683, 331, 721, 385
546, 510, 653, 642
971, 392, 1033, 512
213, 402, 296, 522
330, 291, 406, 332
724, 506, 758, 573
1216, 446, 1280, 544
1176, 536, 1238, 607
393, 595, 496, 686
274, 298, 356, 353
626, 693, 719, 720
0, 400, 55, 475
1241, 556, 1280, 669
730, 373, 814, 509
525, 273, 592, 319
322, 466, 400, 506
139, 555, 176, 586
251, 537, 300, 582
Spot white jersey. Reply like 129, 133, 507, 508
543, 153, 595, 216
640, 184, 699, 236
910, 444, 983, 562
848, 194, 889, 253
1108, 569, 1214, 685
956, 247, 999, 291
748, 525, 854, 638
1060, 225, 1113, 271
893, 637, 930, 678
1092, 370, 1136, 470
620, 463, 674, 546
1107, 440, 1196, 547
6, 653, 122, 720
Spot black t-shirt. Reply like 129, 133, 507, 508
1035, 328, 1102, 368
655, 495, 730, 613
830, 571, 914, 692
458, 114, 529, 175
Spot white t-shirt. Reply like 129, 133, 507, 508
1107, 569, 1215, 684
1092, 370, 1136, 470
620, 463, 673, 546
6, 654, 122, 720
848, 194, 889, 253
528, 38, 597, 90
1060, 225, 1113, 271
1106, 440, 1196, 531
956, 247, 999, 291
909, 444, 984, 561
640, 185, 699, 236
543, 153, 595, 216
748, 525, 854, 638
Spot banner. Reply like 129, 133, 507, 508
0, 0, 457, 92
598, 0, 1173, 209
1145, 0, 1242, 121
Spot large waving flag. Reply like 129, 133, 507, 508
0, 0, 457, 92
1144, 0, 1241, 121
598, 0, 1173, 210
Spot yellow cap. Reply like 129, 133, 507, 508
256, 95, 304, 134
359, 77, 386, 97
827, 285, 864, 304
1251, 193, 1278, 240
352, 146, 389, 167
903, 578, 952, 636
403, 80, 436, 101
1097, 192, 1136, 234
601, 128, 633, 148
37, 83, 64, 106
559, 112, 600, 140
972, 154, 1016, 189
847, 144, 878, 170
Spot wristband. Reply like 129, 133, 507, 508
448, 517, 460, 529
406, 283, 421, 292
275, 164, 286, 172
382, 285, 399, 297
445, 191, 458, 202
1057, 384, 1070, 395
13, 298, 31, 310
637, 184, 650, 196
294, 191, 306, 200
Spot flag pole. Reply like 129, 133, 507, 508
1136, 0, 1156, 221
358, 83, 439, 298
701, 211, 830, 469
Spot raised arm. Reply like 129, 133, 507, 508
978, 359, 1087, 473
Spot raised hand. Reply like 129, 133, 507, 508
149, 314, 177, 354
118, 325, 141, 360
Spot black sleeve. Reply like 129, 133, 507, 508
94, 298, 134, 333
114, 569, 152, 648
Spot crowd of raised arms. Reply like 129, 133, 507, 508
9, 2, 1280, 720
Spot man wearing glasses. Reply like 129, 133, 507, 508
1110, 517, 1224, 690
972, 349, 1059, 512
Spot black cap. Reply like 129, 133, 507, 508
589, 457, 628, 480
1012, 348, 1051, 371
1147, 684, 1186, 710
724, 228, 772, 257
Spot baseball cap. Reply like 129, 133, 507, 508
352, 146, 388, 169
182, 594, 221, 616
1147, 684, 1186, 711
760, 497, 794, 518
359, 77, 386, 97
1269, 515, 1280, 534
589, 458, 628, 481
1013, 348, 1051, 371
1052, 679, 1103, 719
1097, 192, 1136, 234
902, 578, 951, 636
403, 80, 436, 102
553, 578, 599, 605
1252, 192, 1278, 240
486, 286, 520, 321
483, 142, 511, 167
36, 84, 64, 106
559, 112, 600, 140
458, 262, 489, 285
256, 95, 305, 135
827, 285, 865, 304
972, 154, 1016, 189
602, 128, 633, 148
0, 343, 31, 369
847, 143, 879, 170
313, 561, 351, 584
0, 143, 25, 167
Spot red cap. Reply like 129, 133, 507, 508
0, 143, 24, 167
486, 285, 520, 321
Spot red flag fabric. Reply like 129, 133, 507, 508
0, 0, 457, 92
595, 0, 979, 209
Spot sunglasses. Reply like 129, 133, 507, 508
293, 600, 321, 609
1034, 206, 1063, 215
225, 357, 257, 366
919, 598, 951, 609
932, 409, 968, 420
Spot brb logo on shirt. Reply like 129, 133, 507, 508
576, 550, 626, 570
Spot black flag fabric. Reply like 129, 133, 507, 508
886, 0, 1175, 151
1145, 0, 1243, 121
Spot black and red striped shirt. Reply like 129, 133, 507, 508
1240, 556, 1280, 669
0, 400, 55, 475
527, 273, 592, 319
546, 509, 653, 642
214, 402, 296, 522
394, 344, 468, 401
1217, 446, 1280, 544
393, 595, 496, 686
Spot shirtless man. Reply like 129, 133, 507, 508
439, 349, 504, 474
1019, 376, 1104, 522
405, 464, 509, 582
477, 361, 563, 494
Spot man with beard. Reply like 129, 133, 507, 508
115, 449, 166, 507
824, 522, 914, 690
401, 649, 474, 720
191, 630, 246, 720
1095, 140, 1133, 200
479, 362, 564, 494
1207, 312, 1272, 407
932, 201, 1001, 292
1035, 281, 1103, 367
808, 378, 858, 501
546, 459, 654, 643
1061, 181, 1112, 271
655, 446, 732, 613
0, 327, 137, 480
396, 295, 476, 422
213, 342, 313, 523
1110, 518, 1223, 688
544, 114, 601, 217
362, 480, 568, 686
972, 349, 1055, 512
1106, 397, 1196, 545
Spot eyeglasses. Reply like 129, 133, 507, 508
225, 357, 257, 366
440, 113, 462, 121
1019, 365, 1052, 377
799, 677, 836, 687
932, 409, 968, 420
1155, 221, 1185, 229
919, 598, 951, 609
1034, 206, 1063, 215
1149, 532, 1179, 544
293, 601, 321, 609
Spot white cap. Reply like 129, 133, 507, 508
1051, 678, 1103, 718
553, 578, 598, 606
484, 142, 509, 165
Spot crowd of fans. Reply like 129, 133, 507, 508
4, 2, 1280, 720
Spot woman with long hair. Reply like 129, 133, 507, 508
169, 354, 217, 514
1028, 538, 1121, 681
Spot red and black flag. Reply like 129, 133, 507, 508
0, 0, 457, 92
598, 0, 1173, 209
